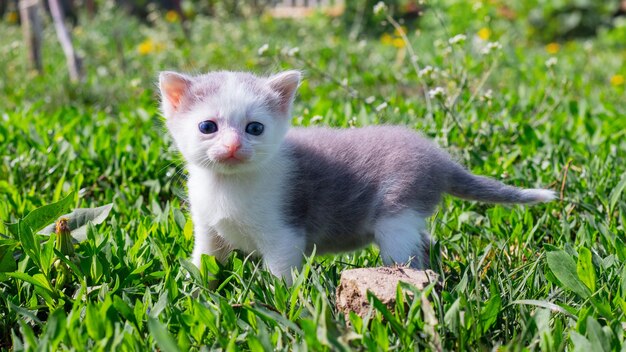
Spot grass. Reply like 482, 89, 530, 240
1, 1, 626, 350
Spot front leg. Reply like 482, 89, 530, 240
191, 225, 231, 268
257, 229, 306, 285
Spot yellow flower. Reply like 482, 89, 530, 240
381, 33, 393, 46
6, 11, 18, 24
477, 27, 490, 40
137, 39, 155, 55
611, 74, 624, 86
165, 10, 179, 23
392, 37, 406, 48
545, 42, 560, 54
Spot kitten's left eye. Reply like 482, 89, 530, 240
245, 122, 264, 136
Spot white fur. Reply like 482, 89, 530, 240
521, 189, 557, 204
187, 159, 304, 283
162, 71, 304, 284
374, 210, 429, 268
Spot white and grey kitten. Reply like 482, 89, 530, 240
159, 70, 555, 284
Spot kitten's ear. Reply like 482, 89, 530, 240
267, 70, 301, 115
159, 71, 192, 116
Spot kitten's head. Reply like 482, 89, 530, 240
159, 70, 300, 174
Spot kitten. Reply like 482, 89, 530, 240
159, 70, 555, 284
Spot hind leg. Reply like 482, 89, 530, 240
374, 210, 431, 269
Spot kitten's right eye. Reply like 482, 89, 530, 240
198, 120, 218, 134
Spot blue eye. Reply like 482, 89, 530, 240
198, 120, 218, 134
245, 122, 264, 136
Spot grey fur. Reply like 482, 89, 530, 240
280, 126, 552, 255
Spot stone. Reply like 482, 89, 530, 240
335, 267, 439, 318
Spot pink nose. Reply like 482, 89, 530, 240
225, 142, 240, 154
222, 133, 241, 155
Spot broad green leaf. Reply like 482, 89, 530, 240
150, 291, 169, 318
8, 192, 75, 236
179, 258, 202, 284
570, 331, 593, 352
148, 316, 181, 352
0, 244, 17, 272
247, 335, 265, 352
7, 300, 42, 324
444, 298, 462, 332
586, 317, 610, 352
535, 309, 553, 351
546, 250, 591, 299
39, 234, 56, 277
84, 304, 104, 340
480, 281, 501, 333
6, 272, 55, 296
609, 173, 626, 212
40, 203, 113, 242
577, 247, 596, 292
42, 309, 67, 350
112, 296, 137, 328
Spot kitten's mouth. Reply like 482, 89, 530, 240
221, 156, 243, 165
214, 154, 247, 165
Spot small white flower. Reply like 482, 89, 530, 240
373, 2, 387, 16
375, 102, 388, 111
448, 34, 467, 45
480, 41, 502, 55
428, 87, 446, 99
257, 43, 269, 56
310, 115, 323, 123
418, 65, 434, 78
287, 47, 300, 57
545, 57, 558, 68
365, 96, 376, 104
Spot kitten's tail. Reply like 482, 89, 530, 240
446, 165, 556, 204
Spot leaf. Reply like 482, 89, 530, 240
367, 291, 404, 336
546, 250, 591, 299
42, 308, 68, 350
179, 258, 202, 284
40, 203, 113, 242
148, 316, 181, 352
18, 225, 40, 268
510, 300, 576, 319
150, 291, 169, 318
609, 172, 626, 212
6, 272, 55, 296
0, 244, 17, 272
570, 331, 593, 352
586, 316, 610, 352
576, 247, 596, 292
444, 298, 462, 332
480, 282, 502, 333
8, 192, 76, 237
